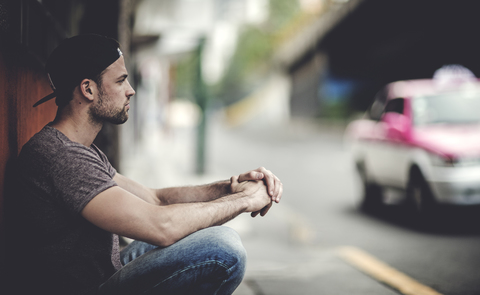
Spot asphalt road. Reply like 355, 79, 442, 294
122, 117, 480, 295
207, 118, 480, 295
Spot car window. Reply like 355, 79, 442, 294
368, 87, 389, 121
413, 87, 480, 126
384, 98, 404, 114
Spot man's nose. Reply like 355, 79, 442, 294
126, 80, 135, 97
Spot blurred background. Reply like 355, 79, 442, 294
2, 0, 480, 294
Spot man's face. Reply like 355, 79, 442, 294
88, 56, 135, 125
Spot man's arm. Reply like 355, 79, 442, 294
113, 166, 283, 206
154, 181, 231, 204
81, 176, 271, 247
113, 173, 230, 205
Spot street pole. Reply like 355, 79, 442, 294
194, 37, 208, 175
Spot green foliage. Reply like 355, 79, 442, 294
215, 0, 301, 104
321, 101, 351, 120
173, 53, 196, 101
214, 26, 272, 104
173, 0, 302, 105
269, 0, 302, 30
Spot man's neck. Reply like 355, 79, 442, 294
51, 109, 102, 147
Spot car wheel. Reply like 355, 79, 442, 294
356, 162, 383, 212
407, 171, 437, 219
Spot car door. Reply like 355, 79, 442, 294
367, 98, 411, 188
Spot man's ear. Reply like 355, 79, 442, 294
80, 79, 95, 101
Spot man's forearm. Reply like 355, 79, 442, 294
158, 192, 249, 245
152, 179, 270, 246
82, 186, 250, 248
155, 180, 231, 205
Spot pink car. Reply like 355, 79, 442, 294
345, 65, 480, 215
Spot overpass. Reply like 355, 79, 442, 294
276, 0, 480, 116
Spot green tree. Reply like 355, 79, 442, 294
215, 0, 301, 104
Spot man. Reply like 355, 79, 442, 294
6, 34, 282, 295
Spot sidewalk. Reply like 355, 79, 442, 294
119, 119, 397, 295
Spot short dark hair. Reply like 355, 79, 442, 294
55, 67, 107, 108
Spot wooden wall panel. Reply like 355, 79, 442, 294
14, 58, 56, 150
0, 48, 56, 274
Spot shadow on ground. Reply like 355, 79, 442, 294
349, 204, 480, 236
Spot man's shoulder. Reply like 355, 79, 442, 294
20, 125, 53, 153
22, 125, 87, 155
19, 125, 94, 168
21, 126, 62, 159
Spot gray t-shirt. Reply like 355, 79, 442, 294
10, 125, 121, 294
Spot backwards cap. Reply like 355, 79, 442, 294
33, 34, 123, 107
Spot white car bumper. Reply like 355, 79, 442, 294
429, 166, 480, 205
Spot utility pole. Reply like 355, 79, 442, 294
193, 37, 208, 175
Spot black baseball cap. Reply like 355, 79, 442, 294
33, 34, 123, 107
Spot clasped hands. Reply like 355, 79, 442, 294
230, 167, 283, 217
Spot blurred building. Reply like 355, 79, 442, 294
276, 0, 480, 118
121, 0, 273, 170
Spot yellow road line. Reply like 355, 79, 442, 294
337, 246, 443, 295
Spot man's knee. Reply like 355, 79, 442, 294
206, 226, 247, 263
200, 226, 247, 272
199, 227, 247, 293
101, 227, 247, 295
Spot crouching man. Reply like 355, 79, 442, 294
6, 34, 283, 295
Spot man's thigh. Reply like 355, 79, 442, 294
98, 226, 246, 295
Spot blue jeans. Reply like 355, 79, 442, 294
97, 226, 247, 295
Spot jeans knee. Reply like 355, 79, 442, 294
205, 227, 247, 277
204, 227, 246, 294
100, 227, 247, 295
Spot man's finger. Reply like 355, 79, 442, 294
272, 177, 283, 203
238, 171, 264, 182
258, 167, 276, 197
276, 182, 283, 203
230, 175, 239, 185
251, 201, 272, 218
260, 202, 273, 216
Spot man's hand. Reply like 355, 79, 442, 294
238, 167, 283, 202
237, 167, 283, 217
230, 175, 272, 214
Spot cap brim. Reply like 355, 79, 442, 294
33, 92, 56, 107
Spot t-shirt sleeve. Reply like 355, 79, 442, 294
50, 145, 118, 216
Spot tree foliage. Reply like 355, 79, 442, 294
173, 0, 302, 105
215, 0, 301, 104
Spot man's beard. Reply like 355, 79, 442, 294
89, 88, 129, 125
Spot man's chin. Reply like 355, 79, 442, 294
109, 114, 128, 125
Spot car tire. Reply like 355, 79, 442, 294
356, 162, 383, 212
407, 170, 437, 221
361, 183, 383, 212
